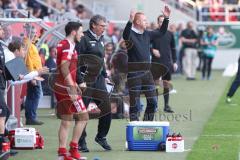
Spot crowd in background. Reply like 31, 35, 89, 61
0, 0, 92, 21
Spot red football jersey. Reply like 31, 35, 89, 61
55, 39, 78, 86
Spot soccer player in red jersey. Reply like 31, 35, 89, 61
54, 22, 88, 160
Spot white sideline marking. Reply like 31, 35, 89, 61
202, 134, 240, 137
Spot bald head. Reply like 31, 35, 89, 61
133, 12, 144, 24
133, 12, 148, 31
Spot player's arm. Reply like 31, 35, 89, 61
60, 42, 81, 99
123, 10, 135, 40
76, 38, 87, 86
61, 60, 81, 100
170, 32, 177, 63
148, 6, 170, 39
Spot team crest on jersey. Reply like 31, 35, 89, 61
90, 41, 96, 47
101, 41, 104, 47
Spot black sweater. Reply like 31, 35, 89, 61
151, 30, 177, 70
0, 44, 6, 89
122, 18, 169, 64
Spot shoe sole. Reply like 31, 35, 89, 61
71, 157, 88, 160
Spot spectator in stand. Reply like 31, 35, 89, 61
209, 0, 225, 21
45, 46, 57, 72
2, 0, 15, 9
17, 0, 27, 10
27, 0, 41, 9
111, 27, 122, 44
1, 0, 18, 18
201, 0, 210, 21
39, 48, 46, 66
229, 8, 238, 21
75, 4, 87, 19
226, 0, 239, 4
66, 0, 77, 13
32, 7, 42, 18
3, 26, 12, 45
104, 42, 115, 74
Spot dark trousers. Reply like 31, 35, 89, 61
50, 91, 55, 109
0, 89, 9, 118
25, 81, 42, 121
79, 75, 112, 145
202, 55, 213, 79
127, 71, 158, 121
227, 62, 240, 98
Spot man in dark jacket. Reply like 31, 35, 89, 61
123, 6, 170, 121
151, 15, 178, 113
0, 24, 11, 159
45, 46, 57, 108
76, 15, 112, 152
0, 24, 19, 159
226, 56, 240, 103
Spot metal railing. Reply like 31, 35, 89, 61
160, 0, 197, 19
1, 8, 65, 49
35, 0, 62, 15
197, 5, 240, 22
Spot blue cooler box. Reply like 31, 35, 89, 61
126, 121, 169, 151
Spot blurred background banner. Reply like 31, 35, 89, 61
199, 23, 240, 49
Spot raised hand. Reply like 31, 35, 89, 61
162, 6, 171, 18
130, 9, 136, 22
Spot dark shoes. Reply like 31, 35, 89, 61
95, 137, 112, 151
164, 105, 174, 113
78, 142, 89, 152
26, 120, 44, 125
186, 77, 196, 80
79, 137, 112, 152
